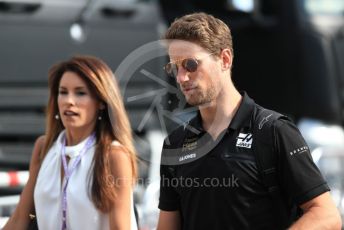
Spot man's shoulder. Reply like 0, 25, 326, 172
253, 104, 292, 127
251, 104, 296, 143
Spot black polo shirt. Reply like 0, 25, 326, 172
158, 93, 329, 230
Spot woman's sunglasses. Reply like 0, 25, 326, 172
164, 53, 215, 78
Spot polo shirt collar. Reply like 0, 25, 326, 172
229, 91, 255, 130
187, 111, 204, 133
186, 91, 255, 135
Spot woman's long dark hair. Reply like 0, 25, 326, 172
41, 55, 137, 212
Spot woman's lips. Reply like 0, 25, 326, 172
63, 110, 78, 116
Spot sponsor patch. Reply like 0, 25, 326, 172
236, 133, 253, 148
289, 146, 309, 156
179, 153, 196, 162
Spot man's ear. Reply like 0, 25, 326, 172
220, 48, 232, 70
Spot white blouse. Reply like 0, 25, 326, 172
34, 131, 138, 230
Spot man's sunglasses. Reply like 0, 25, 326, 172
164, 53, 215, 78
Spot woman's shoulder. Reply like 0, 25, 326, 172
35, 135, 46, 146
110, 140, 129, 157
33, 135, 46, 157
109, 141, 131, 164
108, 140, 134, 182
111, 140, 123, 147
28, 135, 46, 170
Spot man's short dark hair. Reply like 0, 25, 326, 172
164, 12, 234, 58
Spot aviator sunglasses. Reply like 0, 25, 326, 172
164, 53, 215, 78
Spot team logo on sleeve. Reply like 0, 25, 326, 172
289, 146, 309, 156
236, 133, 253, 148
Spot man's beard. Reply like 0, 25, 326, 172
186, 84, 217, 107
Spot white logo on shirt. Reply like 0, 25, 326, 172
179, 153, 196, 162
236, 133, 253, 148
290, 146, 309, 156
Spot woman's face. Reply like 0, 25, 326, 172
57, 71, 102, 133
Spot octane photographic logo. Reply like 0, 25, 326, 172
114, 40, 225, 166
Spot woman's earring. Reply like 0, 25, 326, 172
55, 114, 60, 120
98, 108, 104, 121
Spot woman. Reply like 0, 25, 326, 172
3, 55, 138, 230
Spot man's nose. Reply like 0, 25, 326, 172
176, 67, 190, 84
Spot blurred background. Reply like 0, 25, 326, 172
0, 0, 343, 229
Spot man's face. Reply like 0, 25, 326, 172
167, 40, 222, 106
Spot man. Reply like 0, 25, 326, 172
157, 12, 342, 229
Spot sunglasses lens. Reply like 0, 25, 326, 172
164, 63, 178, 77
183, 58, 198, 72
165, 58, 199, 78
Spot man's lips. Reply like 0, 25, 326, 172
182, 85, 196, 92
